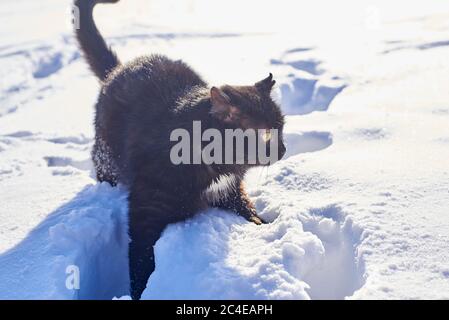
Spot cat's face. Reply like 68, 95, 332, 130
210, 74, 286, 167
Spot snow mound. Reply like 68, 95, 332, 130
141, 205, 365, 300
0, 183, 129, 299
143, 210, 320, 299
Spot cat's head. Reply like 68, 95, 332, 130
209, 73, 286, 167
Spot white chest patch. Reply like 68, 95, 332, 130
202, 173, 237, 205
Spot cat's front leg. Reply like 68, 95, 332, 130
128, 182, 180, 300
236, 194, 267, 226
213, 179, 267, 225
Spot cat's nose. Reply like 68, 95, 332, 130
279, 143, 286, 160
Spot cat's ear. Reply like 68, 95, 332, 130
210, 87, 240, 124
255, 73, 276, 93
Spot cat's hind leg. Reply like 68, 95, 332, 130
92, 138, 119, 186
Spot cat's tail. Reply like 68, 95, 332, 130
74, 0, 121, 81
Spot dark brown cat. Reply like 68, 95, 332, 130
74, 0, 286, 300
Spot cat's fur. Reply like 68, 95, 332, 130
74, 0, 286, 300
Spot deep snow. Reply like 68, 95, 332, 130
0, 0, 449, 299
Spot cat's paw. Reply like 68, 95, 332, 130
249, 215, 267, 225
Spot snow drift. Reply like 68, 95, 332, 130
0, 184, 130, 299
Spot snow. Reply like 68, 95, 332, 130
0, 183, 130, 299
1, 0, 449, 299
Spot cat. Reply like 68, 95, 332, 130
74, 0, 286, 300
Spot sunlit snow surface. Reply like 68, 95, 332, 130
0, 0, 449, 299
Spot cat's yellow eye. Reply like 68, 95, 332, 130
261, 130, 272, 142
